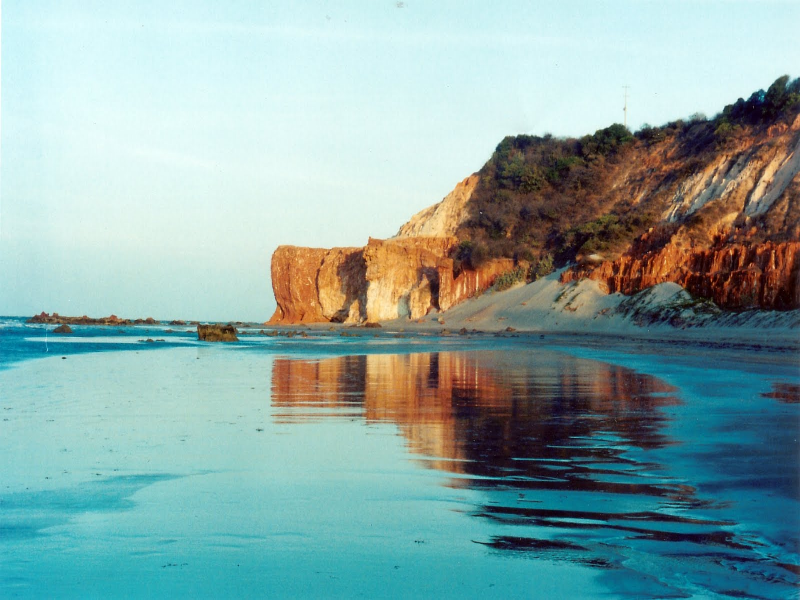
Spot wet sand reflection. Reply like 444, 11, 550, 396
271, 350, 799, 596
272, 351, 677, 477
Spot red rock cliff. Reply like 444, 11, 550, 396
562, 241, 800, 310
552, 114, 800, 311
269, 246, 331, 323
271, 99, 799, 322
269, 237, 514, 324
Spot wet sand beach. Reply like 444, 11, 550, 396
1, 321, 798, 598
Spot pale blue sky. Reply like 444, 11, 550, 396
1, 1, 798, 321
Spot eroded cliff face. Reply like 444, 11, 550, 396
317, 248, 368, 322
269, 246, 335, 323
269, 236, 513, 324
562, 241, 800, 310
395, 175, 479, 238
557, 119, 800, 310
362, 237, 456, 321
656, 119, 800, 227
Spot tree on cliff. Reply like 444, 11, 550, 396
722, 74, 800, 123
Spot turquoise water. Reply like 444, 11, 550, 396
1, 317, 798, 598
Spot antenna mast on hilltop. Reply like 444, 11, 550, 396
623, 85, 630, 128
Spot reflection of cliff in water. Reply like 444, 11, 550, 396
272, 351, 679, 490
271, 351, 799, 596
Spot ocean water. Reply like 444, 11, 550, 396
1, 316, 798, 598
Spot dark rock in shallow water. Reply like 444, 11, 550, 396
197, 324, 239, 342
27, 311, 53, 323
53, 324, 73, 334
29, 311, 147, 326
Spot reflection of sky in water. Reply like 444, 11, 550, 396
273, 350, 800, 598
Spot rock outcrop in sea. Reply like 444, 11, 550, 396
197, 324, 239, 342
27, 312, 160, 326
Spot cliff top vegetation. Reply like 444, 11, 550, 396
454, 75, 800, 274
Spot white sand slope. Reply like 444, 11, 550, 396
393, 270, 800, 345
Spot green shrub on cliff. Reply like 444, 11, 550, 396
453, 239, 491, 272
460, 124, 637, 268
454, 75, 798, 271
720, 74, 800, 124
493, 267, 527, 291
579, 123, 634, 159
529, 253, 554, 281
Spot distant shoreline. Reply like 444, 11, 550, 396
266, 320, 800, 356
16, 294, 800, 357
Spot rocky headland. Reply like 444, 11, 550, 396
269, 77, 800, 333
269, 236, 514, 324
